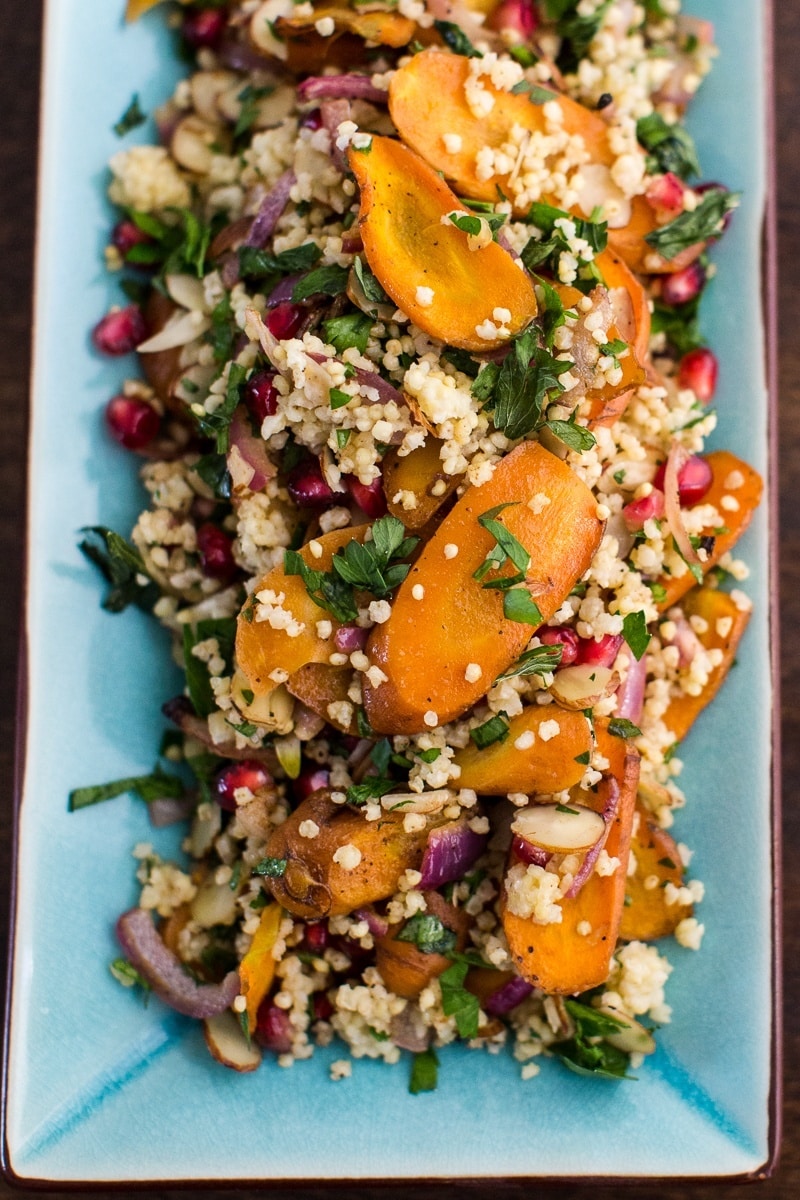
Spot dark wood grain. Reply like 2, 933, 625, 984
0, 2, 796, 1197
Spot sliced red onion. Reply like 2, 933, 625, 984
116, 908, 239, 1018
245, 169, 296, 249
340, 230, 364, 255
483, 975, 534, 1017
162, 696, 277, 767
334, 623, 369, 653
220, 252, 242, 291
265, 274, 302, 308
661, 614, 702, 668
306, 351, 404, 410
353, 906, 390, 938
228, 406, 275, 493
320, 99, 351, 173
511, 834, 550, 868
298, 75, 389, 105
148, 795, 193, 828
496, 227, 520, 261
419, 818, 487, 890
563, 778, 620, 900
613, 646, 647, 724
663, 440, 701, 567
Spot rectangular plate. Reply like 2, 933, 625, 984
3, 0, 779, 1185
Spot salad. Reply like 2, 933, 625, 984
73, 0, 762, 1089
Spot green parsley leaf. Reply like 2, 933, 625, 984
329, 387, 352, 410
546, 417, 597, 454
481, 329, 572, 440
622, 610, 651, 660
353, 256, 389, 304
182, 617, 236, 718
252, 857, 288, 878
508, 44, 538, 67
443, 346, 480, 379
78, 526, 158, 614
446, 211, 483, 237
356, 707, 375, 738
331, 515, 419, 598
336, 429, 352, 449
396, 913, 458, 956
113, 94, 147, 137
526, 200, 608, 256
495, 643, 563, 682
291, 264, 349, 302
439, 959, 481, 1038
510, 81, 556, 105
608, 718, 643, 739
574, 750, 591, 764
324, 312, 373, 355
110, 958, 151, 1000
470, 712, 510, 749
233, 84, 275, 139
650, 295, 704, 356
346, 777, 397, 806
409, 1048, 439, 1094
503, 588, 543, 626
69, 767, 184, 812
636, 112, 701, 180
645, 189, 740, 260
225, 717, 259, 738
193, 452, 232, 500
417, 747, 441, 764
647, 581, 668, 604
433, 18, 482, 57
370, 737, 393, 774
551, 996, 636, 1080
193, 361, 248, 452
284, 549, 358, 624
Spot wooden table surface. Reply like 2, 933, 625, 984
0, 3, 796, 1197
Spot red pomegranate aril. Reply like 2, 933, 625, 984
294, 765, 331, 801
182, 7, 227, 49
112, 219, 152, 260
312, 993, 334, 1022
539, 626, 579, 666
489, 0, 539, 37
645, 172, 686, 220
105, 394, 160, 450
345, 474, 387, 519
304, 922, 329, 954
197, 523, 237, 581
678, 346, 718, 403
267, 302, 306, 340
92, 305, 147, 356
622, 488, 666, 530
512, 835, 550, 868
576, 633, 624, 668
654, 454, 713, 506
215, 760, 273, 811
255, 1002, 294, 1054
660, 260, 706, 307
287, 459, 339, 508
300, 108, 323, 130
244, 369, 279, 423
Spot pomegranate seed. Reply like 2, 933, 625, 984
214, 760, 273, 811
294, 765, 330, 802
244, 369, 279, 423
105, 394, 160, 450
678, 346, 718, 403
255, 1002, 293, 1054
489, 0, 539, 37
653, 454, 713, 506
182, 7, 227, 49
512, 835, 550, 867
312, 993, 334, 1022
267, 302, 306, 340
575, 633, 624, 668
112, 219, 152, 261
287, 459, 339, 508
300, 108, 323, 131
660, 260, 706, 307
304, 922, 328, 954
197, 523, 237, 581
334, 624, 369, 653
622, 488, 666, 531
345, 474, 387, 519
92, 305, 146, 356
539, 627, 579, 666
645, 172, 686, 220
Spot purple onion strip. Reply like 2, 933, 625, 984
613, 647, 647, 724
484, 976, 534, 1018
320, 99, 352, 173
419, 819, 487, 890
353, 906, 390, 939
245, 169, 296, 249
116, 908, 240, 1018
298, 75, 390, 105
563, 778, 621, 900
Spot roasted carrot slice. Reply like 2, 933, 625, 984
382, 439, 462, 532
501, 721, 639, 995
264, 790, 451, 919
238, 901, 283, 1034
236, 525, 367, 697
375, 892, 470, 998
619, 806, 691, 942
453, 705, 592, 795
662, 586, 752, 742
286, 663, 359, 735
363, 441, 604, 734
388, 50, 698, 275
276, 6, 415, 48
125, 0, 164, 18
348, 135, 538, 350
657, 450, 763, 611
594, 248, 651, 367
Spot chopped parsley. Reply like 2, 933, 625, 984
233, 84, 274, 139
636, 112, 701, 180
409, 1048, 439, 1094
182, 617, 236, 718
125, 207, 219, 279
291, 263, 349, 302
473, 503, 544, 626
193, 452, 232, 500
345, 777, 397, 806
110, 957, 150, 998
470, 712, 510, 750
645, 189, 740, 260
79, 526, 158, 614
608, 718, 643, 739
510, 80, 557, 105
252, 857, 288, 878
473, 327, 573, 440
622, 611, 651, 660
496, 644, 563, 682
551, 998, 636, 1079
396, 913, 458, 956
193, 361, 248, 453
433, 19, 482, 57
323, 312, 373, 355
69, 767, 184, 812
113, 94, 147, 137
439, 959, 481, 1038
353, 256, 389, 304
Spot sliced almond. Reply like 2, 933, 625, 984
549, 664, 620, 710
595, 1005, 656, 1055
203, 1010, 262, 1072
511, 802, 605, 853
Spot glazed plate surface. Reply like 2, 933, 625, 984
4, 0, 778, 1184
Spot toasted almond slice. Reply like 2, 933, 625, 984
549, 664, 619, 710
203, 1010, 262, 1073
511, 803, 605, 853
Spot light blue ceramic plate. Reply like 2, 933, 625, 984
4, 0, 777, 1184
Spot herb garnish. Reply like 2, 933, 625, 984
396, 913, 458, 956
69, 767, 184, 812
252, 857, 288, 878
551, 998, 636, 1079
645, 189, 740, 260
345, 777, 397, 806
439, 959, 481, 1038
113, 94, 147, 137
472, 327, 575, 443
470, 712, 510, 750
291, 263, 349, 302
409, 1048, 439, 1094
433, 19, 482, 57
622, 611, 651, 660
79, 526, 158, 613
193, 362, 248, 453
608, 718, 643, 739
124, 207, 219, 279
182, 617, 236, 718
636, 112, 701, 180
234, 84, 274, 139
472, 504, 544, 626
496, 644, 563, 681
110, 957, 151, 999
324, 312, 373, 355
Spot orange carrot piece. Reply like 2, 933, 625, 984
238, 902, 283, 1034
501, 722, 640, 994
662, 586, 752, 742
286, 664, 359, 734
657, 450, 763, 611
375, 892, 470, 998
348, 135, 538, 350
363, 441, 604, 734
453, 706, 592, 795
235, 525, 367, 697
382, 440, 462, 532
619, 806, 691, 942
